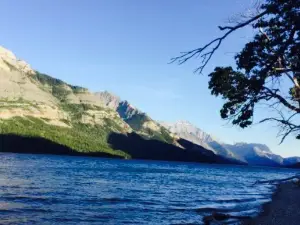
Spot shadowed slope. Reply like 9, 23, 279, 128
107, 132, 240, 164
0, 134, 122, 158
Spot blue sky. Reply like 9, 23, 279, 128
0, 0, 298, 157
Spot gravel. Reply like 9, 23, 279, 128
242, 182, 300, 225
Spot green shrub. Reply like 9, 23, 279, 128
0, 117, 130, 158
69, 85, 87, 93
52, 85, 71, 101
34, 71, 65, 86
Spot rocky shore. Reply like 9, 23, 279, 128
242, 182, 300, 225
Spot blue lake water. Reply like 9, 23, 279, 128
0, 153, 298, 224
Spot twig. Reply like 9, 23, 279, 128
171, 11, 268, 74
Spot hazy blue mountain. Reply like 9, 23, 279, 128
283, 156, 300, 166
160, 121, 239, 160
161, 120, 299, 167
224, 143, 300, 167
224, 143, 283, 166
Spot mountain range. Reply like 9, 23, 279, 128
161, 121, 300, 167
0, 45, 236, 164
0, 45, 298, 167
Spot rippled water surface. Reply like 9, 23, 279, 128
0, 153, 297, 224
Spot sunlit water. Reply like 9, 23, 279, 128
0, 153, 298, 224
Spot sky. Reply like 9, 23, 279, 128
0, 0, 298, 157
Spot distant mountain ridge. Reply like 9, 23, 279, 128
223, 143, 283, 166
95, 92, 175, 143
0, 45, 235, 165
161, 121, 300, 167
0, 45, 297, 167
160, 121, 238, 160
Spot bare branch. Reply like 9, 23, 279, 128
263, 87, 300, 113
279, 129, 294, 144
218, 25, 234, 31
227, 0, 263, 25
259, 117, 296, 128
259, 115, 300, 143
171, 10, 268, 74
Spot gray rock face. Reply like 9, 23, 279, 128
94, 92, 142, 120
160, 121, 213, 149
224, 143, 283, 166
0, 46, 69, 126
94, 91, 121, 110
161, 121, 300, 167
160, 121, 238, 159
232, 143, 272, 153
0, 46, 35, 75
117, 101, 142, 120
93, 91, 172, 141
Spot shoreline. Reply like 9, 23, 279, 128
242, 181, 300, 225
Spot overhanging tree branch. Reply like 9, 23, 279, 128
170, 11, 268, 74
263, 87, 300, 113
172, 0, 300, 143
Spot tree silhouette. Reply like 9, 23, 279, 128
172, 0, 300, 143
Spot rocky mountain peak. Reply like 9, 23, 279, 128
94, 91, 121, 110
233, 142, 272, 153
175, 120, 193, 126
164, 121, 213, 141
0, 46, 35, 75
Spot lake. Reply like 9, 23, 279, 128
0, 153, 297, 224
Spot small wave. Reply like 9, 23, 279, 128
169, 206, 231, 213
101, 197, 132, 203
137, 200, 159, 206
22, 208, 54, 213
168, 207, 189, 212
89, 214, 115, 220
230, 208, 261, 217
213, 197, 267, 204
0, 209, 20, 213
171, 223, 201, 225
54, 217, 102, 223
1, 196, 61, 204
195, 207, 232, 213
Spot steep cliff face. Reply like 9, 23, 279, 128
0, 46, 133, 157
160, 121, 238, 159
95, 91, 121, 110
160, 121, 213, 149
0, 47, 68, 127
0, 46, 35, 75
94, 91, 175, 143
